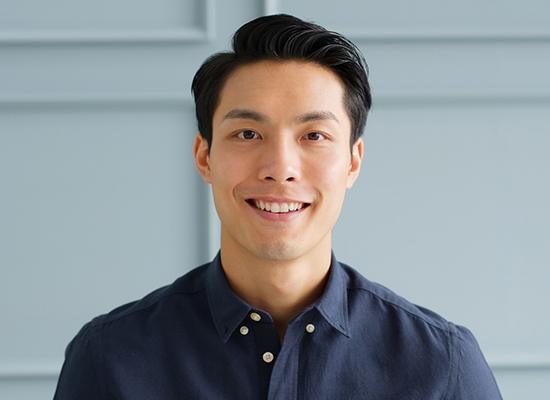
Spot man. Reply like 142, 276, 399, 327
54, 14, 502, 399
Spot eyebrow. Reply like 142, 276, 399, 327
222, 109, 268, 122
295, 111, 339, 124
222, 108, 340, 124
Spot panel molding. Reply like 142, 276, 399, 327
489, 355, 550, 371
265, 0, 550, 42
0, 93, 193, 107
372, 94, 550, 107
0, 0, 215, 44
0, 362, 61, 380
339, 29, 550, 43
263, 0, 280, 15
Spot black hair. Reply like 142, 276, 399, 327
191, 14, 372, 151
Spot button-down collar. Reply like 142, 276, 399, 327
205, 252, 252, 343
313, 251, 351, 338
205, 251, 351, 343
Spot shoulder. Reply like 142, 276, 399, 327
75, 262, 211, 340
339, 260, 452, 332
338, 260, 502, 398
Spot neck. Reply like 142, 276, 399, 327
219, 229, 332, 340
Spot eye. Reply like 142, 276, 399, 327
304, 132, 326, 141
236, 130, 260, 140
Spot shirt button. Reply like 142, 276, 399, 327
239, 326, 249, 335
306, 323, 315, 333
250, 312, 261, 322
262, 352, 275, 363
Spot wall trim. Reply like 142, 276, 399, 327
0, 0, 215, 44
0, 29, 208, 44
373, 94, 550, 107
488, 355, 550, 371
263, 0, 280, 15
343, 29, 550, 43
0, 362, 61, 380
260, 0, 550, 42
0, 94, 193, 107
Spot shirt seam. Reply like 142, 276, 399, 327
442, 322, 458, 400
348, 286, 452, 333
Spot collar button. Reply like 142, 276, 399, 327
250, 312, 262, 322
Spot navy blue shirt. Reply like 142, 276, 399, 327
54, 252, 502, 399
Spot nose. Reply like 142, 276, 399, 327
257, 136, 301, 183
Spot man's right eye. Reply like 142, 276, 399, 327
236, 130, 259, 140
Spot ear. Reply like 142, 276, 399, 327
193, 133, 211, 183
346, 138, 364, 189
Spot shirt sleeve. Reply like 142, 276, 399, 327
53, 322, 106, 400
447, 324, 503, 400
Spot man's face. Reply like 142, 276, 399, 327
194, 60, 363, 262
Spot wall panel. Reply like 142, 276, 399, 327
278, 0, 550, 39
362, 41, 550, 102
0, 0, 204, 30
0, 104, 206, 389
0, 0, 214, 43
0, 45, 204, 97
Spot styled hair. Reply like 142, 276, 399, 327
191, 14, 372, 150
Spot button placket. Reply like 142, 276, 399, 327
248, 311, 280, 376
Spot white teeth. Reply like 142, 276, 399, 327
252, 200, 305, 213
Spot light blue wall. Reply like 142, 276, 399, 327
1, 0, 549, 398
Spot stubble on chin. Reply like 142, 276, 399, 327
249, 239, 303, 263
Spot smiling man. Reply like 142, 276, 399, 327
194, 59, 360, 342
54, 14, 502, 400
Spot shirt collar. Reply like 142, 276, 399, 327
205, 251, 351, 343
312, 251, 351, 338
205, 252, 252, 343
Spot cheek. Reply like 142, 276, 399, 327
210, 151, 251, 189
308, 152, 350, 188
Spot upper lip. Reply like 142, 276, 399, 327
245, 196, 310, 204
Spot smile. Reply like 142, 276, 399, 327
245, 199, 311, 215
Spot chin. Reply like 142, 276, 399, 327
250, 240, 304, 262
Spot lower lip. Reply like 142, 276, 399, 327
246, 202, 308, 222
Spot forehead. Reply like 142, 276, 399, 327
213, 60, 349, 127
